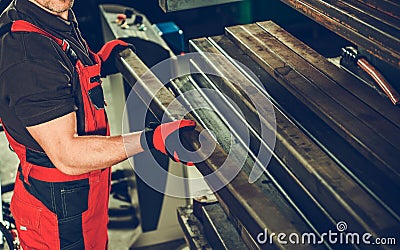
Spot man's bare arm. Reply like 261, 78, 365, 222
27, 112, 144, 175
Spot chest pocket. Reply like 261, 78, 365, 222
75, 55, 109, 136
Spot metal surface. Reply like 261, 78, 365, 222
257, 21, 400, 127
99, 4, 174, 69
225, 23, 400, 187
177, 206, 212, 250
279, 0, 400, 69
100, 5, 170, 51
210, 33, 400, 220
356, 0, 400, 19
115, 20, 400, 248
159, 0, 242, 12
201, 203, 248, 250
116, 50, 316, 249
170, 76, 315, 249
189, 36, 399, 240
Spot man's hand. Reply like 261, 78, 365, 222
97, 39, 135, 76
140, 120, 197, 166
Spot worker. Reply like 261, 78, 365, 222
0, 0, 196, 249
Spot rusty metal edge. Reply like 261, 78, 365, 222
189, 36, 400, 233
116, 49, 309, 250
279, 0, 400, 69
224, 24, 400, 182
256, 20, 400, 128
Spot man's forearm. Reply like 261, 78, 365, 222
55, 132, 144, 175
27, 112, 196, 175
27, 112, 145, 175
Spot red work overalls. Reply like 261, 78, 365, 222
3, 20, 111, 249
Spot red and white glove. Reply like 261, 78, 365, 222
97, 39, 135, 77
140, 120, 197, 166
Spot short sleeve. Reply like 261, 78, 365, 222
4, 59, 77, 127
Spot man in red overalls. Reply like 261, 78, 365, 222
0, 0, 195, 249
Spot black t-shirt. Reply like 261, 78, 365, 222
0, 0, 94, 150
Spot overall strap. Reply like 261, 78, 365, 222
11, 20, 78, 63
12, 20, 64, 48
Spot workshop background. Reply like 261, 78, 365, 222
1, 0, 399, 249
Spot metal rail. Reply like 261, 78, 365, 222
207, 33, 400, 227
159, 0, 242, 12
116, 50, 317, 249
225, 23, 400, 188
172, 74, 328, 248
115, 17, 400, 247
257, 21, 400, 127
188, 36, 399, 238
279, 0, 400, 69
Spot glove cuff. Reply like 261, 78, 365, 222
140, 129, 155, 150
97, 40, 129, 62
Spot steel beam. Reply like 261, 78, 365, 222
201, 203, 248, 250
279, 0, 400, 69
209, 34, 400, 219
189, 37, 399, 240
116, 49, 315, 249
159, 0, 242, 12
225, 23, 400, 186
256, 21, 400, 128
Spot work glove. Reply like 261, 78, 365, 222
97, 39, 135, 77
140, 120, 197, 166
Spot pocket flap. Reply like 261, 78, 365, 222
88, 85, 105, 110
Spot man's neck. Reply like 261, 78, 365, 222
28, 0, 69, 20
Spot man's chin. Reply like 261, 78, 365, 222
48, 0, 74, 14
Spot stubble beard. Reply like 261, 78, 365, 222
42, 0, 74, 14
